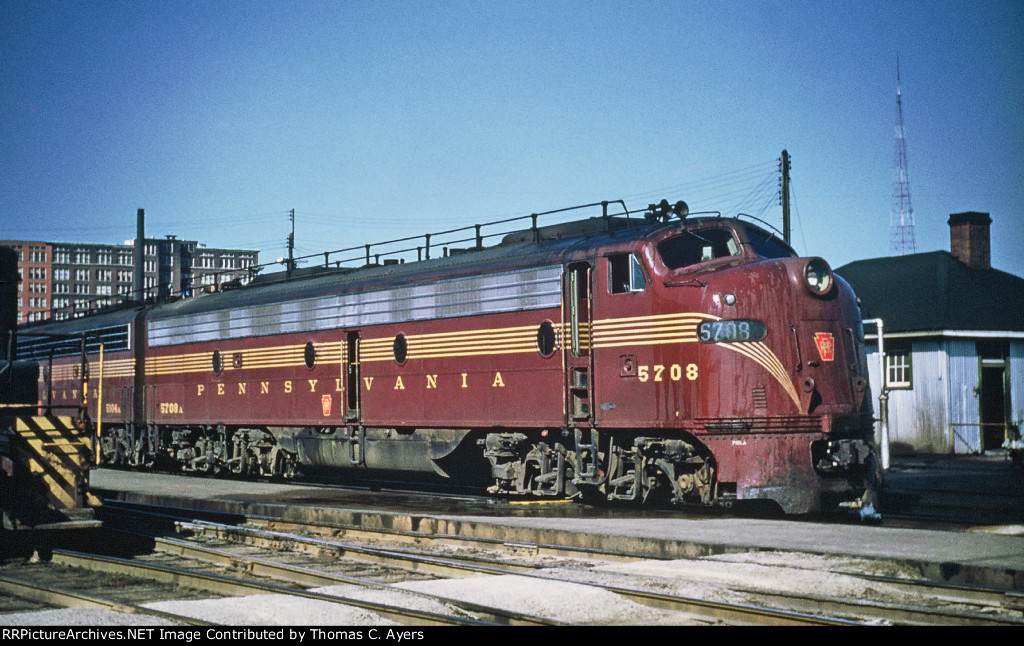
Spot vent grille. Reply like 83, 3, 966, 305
753, 385, 768, 410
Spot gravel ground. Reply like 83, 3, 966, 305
0, 608, 180, 626
0, 551, 1002, 625
0, 571, 720, 626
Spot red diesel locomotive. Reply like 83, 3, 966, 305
19, 201, 879, 514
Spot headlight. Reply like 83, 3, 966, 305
804, 258, 834, 295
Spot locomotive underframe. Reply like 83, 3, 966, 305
97, 417, 876, 515
101, 423, 298, 479
481, 429, 721, 506
481, 426, 875, 512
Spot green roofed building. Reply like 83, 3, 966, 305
836, 212, 1024, 455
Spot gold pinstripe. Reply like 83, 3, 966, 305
361, 324, 550, 362
46, 312, 800, 407
592, 312, 800, 408
145, 344, 343, 376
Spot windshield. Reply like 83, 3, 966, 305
657, 228, 741, 270
746, 228, 797, 259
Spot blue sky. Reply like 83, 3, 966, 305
3, 1, 1022, 277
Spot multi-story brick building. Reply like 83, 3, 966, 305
0, 236, 258, 323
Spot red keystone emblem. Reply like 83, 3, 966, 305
321, 395, 333, 417
814, 332, 835, 362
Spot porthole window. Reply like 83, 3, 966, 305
212, 350, 223, 375
393, 334, 408, 365
537, 321, 557, 357
304, 341, 316, 370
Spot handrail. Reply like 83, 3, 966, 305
24, 198, 662, 323
275, 199, 633, 274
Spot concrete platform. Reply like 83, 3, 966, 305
87, 455, 1024, 590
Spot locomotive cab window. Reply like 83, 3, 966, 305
609, 253, 647, 293
658, 228, 741, 270
747, 231, 797, 260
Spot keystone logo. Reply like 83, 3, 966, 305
321, 394, 333, 417
814, 332, 835, 362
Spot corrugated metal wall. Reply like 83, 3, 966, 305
946, 339, 981, 453
867, 337, 1022, 455
907, 341, 950, 452
1010, 340, 1024, 437
866, 339, 973, 454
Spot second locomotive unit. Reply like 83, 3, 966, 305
20, 200, 879, 515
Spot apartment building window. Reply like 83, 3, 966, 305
75, 269, 89, 281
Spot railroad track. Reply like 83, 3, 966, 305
0, 556, 219, 626
68, 500, 1024, 626
4, 499, 1022, 626
0, 501, 839, 626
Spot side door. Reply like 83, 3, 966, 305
564, 262, 599, 482
343, 330, 364, 465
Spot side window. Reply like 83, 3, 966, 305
885, 344, 913, 389
609, 254, 647, 293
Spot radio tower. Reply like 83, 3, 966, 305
890, 58, 915, 255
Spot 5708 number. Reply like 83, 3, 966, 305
638, 363, 699, 382
698, 319, 767, 343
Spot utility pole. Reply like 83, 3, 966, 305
779, 150, 791, 244
286, 209, 295, 278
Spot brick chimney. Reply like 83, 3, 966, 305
948, 211, 992, 270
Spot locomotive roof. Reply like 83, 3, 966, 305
20, 304, 141, 336
18, 209, 793, 332
145, 215, 678, 320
